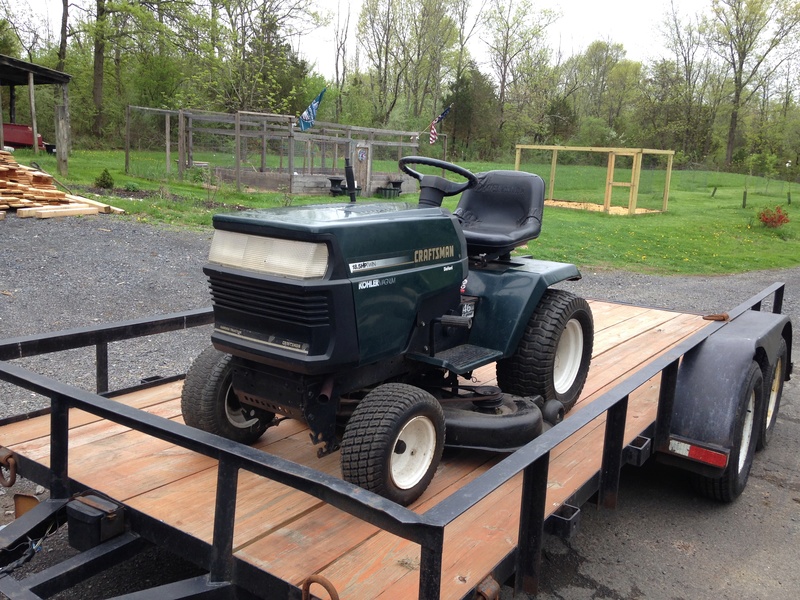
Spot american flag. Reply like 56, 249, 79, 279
429, 105, 452, 144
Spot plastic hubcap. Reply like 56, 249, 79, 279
391, 416, 436, 490
224, 383, 259, 429
554, 319, 584, 394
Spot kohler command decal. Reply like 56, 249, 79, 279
358, 277, 397, 290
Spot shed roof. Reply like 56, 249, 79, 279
0, 54, 72, 86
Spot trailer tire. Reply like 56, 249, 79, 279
340, 383, 444, 506
694, 361, 763, 502
497, 289, 593, 412
757, 338, 787, 451
181, 346, 273, 445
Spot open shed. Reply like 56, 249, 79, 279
0, 54, 71, 172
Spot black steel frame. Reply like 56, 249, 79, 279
0, 284, 787, 599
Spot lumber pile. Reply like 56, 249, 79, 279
0, 150, 124, 219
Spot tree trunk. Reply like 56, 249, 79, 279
57, 0, 68, 71
92, 0, 107, 137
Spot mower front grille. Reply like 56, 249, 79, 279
208, 275, 330, 326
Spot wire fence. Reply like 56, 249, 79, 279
124, 106, 438, 196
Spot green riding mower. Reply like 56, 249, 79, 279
181, 156, 594, 506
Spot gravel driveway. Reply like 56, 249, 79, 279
1, 214, 798, 599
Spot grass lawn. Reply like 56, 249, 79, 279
10, 149, 799, 275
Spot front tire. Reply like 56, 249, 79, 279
340, 383, 445, 506
181, 346, 273, 445
694, 361, 763, 502
497, 289, 593, 412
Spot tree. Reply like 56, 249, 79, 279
705, 0, 800, 166
357, 0, 406, 125
483, 0, 557, 130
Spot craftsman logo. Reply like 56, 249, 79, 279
358, 277, 396, 290
414, 245, 455, 263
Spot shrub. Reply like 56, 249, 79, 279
123, 181, 140, 192
758, 205, 790, 228
94, 168, 114, 189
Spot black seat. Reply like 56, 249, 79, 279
454, 170, 545, 257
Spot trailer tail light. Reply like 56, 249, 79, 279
209, 230, 329, 280
668, 438, 729, 468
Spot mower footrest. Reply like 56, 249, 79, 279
408, 344, 503, 375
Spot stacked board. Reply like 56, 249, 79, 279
0, 150, 124, 219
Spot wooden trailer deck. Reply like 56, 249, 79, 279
0, 301, 710, 598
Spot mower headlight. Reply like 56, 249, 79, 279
209, 230, 329, 279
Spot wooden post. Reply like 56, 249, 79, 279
165, 113, 171, 175
0, 86, 4, 148
261, 120, 267, 172
178, 109, 185, 180
125, 105, 130, 173
334, 134, 339, 171
61, 83, 71, 153
514, 146, 522, 171
187, 114, 194, 168
28, 72, 38, 155
235, 111, 241, 192
305, 139, 311, 174
628, 150, 642, 215
548, 149, 558, 202
604, 152, 616, 213
287, 119, 295, 193
55, 105, 68, 176
662, 153, 674, 211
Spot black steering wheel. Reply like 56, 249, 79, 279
399, 156, 479, 208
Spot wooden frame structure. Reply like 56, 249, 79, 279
0, 54, 72, 175
515, 145, 675, 214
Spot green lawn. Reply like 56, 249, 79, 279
10, 149, 798, 275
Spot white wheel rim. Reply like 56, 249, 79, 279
554, 319, 584, 395
390, 416, 437, 490
766, 357, 782, 427
224, 383, 259, 429
738, 389, 756, 474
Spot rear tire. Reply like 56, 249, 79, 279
181, 346, 273, 445
693, 361, 762, 502
497, 289, 593, 412
757, 338, 787, 451
340, 383, 445, 506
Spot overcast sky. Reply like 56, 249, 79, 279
25, 0, 712, 78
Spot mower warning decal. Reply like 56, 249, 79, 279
414, 245, 455, 263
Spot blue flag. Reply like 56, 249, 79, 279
298, 88, 326, 131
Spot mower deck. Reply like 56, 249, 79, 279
1, 300, 709, 599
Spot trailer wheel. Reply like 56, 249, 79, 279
757, 338, 787, 451
340, 383, 445, 506
181, 346, 273, 445
497, 289, 593, 412
694, 361, 763, 502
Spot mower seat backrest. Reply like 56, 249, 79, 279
454, 170, 545, 257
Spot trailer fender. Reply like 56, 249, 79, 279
664, 310, 791, 476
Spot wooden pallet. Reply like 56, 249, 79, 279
0, 150, 124, 218
0, 301, 709, 599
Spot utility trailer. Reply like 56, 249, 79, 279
0, 284, 791, 599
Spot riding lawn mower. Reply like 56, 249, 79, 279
181, 156, 594, 506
